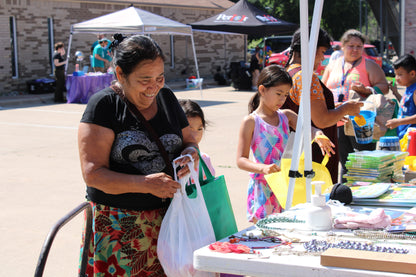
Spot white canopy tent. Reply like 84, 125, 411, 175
66, 6, 202, 95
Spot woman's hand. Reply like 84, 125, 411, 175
145, 172, 181, 198
314, 132, 336, 157
181, 146, 199, 164
262, 164, 281, 175
176, 146, 199, 176
340, 100, 364, 116
386, 118, 401, 130
351, 81, 372, 96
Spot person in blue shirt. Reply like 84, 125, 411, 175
386, 54, 416, 138
90, 34, 104, 54
92, 38, 112, 72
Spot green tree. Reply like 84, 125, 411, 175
248, 0, 362, 40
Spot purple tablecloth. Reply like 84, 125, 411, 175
66, 73, 114, 103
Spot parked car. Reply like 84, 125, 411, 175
264, 36, 293, 54
382, 58, 395, 77
264, 48, 290, 67
266, 41, 382, 78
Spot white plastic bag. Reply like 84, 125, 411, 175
157, 155, 216, 277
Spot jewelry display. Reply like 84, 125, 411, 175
272, 245, 319, 256
228, 234, 282, 244
353, 230, 416, 240
303, 239, 409, 254
255, 216, 306, 240
259, 229, 303, 243
256, 216, 305, 230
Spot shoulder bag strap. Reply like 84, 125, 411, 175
197, 150, 215, 183
111, 85, 174, 177
287, 64, 302, 78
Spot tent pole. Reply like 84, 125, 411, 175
190, 32, 203, 99
66, 30, 73, 75
244, 35, 247, 63
262, 36, 266, 68
224, 34, 226, 68
303, 0, 324, 202
286, 0, 310, 210
186, 36, 189, 72
285, 0, 324, 209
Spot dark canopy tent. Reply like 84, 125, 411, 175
190, 0, 297, 90
190, 0, 298, 36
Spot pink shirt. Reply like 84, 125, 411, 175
201, 152, 215, 177
326, 57, 371, 104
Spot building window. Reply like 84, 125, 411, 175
170, 35, 174, 68
10, 16, 18, 79
48, 18, 54, 76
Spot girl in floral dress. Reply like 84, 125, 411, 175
236, 65, 335, 223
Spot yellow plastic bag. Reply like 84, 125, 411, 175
400, 133, 409, 152
265, 154, 333, 209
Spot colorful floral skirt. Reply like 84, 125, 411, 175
81, 202, 167, 277
247, 174, 282, 223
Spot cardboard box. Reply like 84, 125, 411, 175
321, 248, 416, 275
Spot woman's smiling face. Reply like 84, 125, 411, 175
119, 57, 165, 110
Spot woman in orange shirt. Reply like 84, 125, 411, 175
283, 28, 362, 183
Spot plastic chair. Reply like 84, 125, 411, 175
34, 202, 92, 277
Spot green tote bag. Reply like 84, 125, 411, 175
186, 152, 238, 240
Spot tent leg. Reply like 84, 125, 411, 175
190, 33, 203, 99
224, 34, 227, 68
244, 35, 247, 63
66, 32, 73, 75
262, 36, 265, 68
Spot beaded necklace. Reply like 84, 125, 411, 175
353, 230, 416, 240
256, 216, 305, 230
303, 239, 409, 254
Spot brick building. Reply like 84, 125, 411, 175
0, 0, 245, 93
404, 0, 416, 56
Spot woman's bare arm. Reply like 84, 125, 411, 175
78, 122, 180, 198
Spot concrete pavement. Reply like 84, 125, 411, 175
0, 84, 254, 276
1, 82, 404, 276
0, 79, 208, 108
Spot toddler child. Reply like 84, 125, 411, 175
179, 99, 215, 176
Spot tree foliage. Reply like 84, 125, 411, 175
245, 0, 362, 40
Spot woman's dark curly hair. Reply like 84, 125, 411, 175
286, 28, 332, 68
110, 33, 165, 78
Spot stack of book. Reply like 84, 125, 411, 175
391, 151, 408, 173
344, 150, 401, 184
